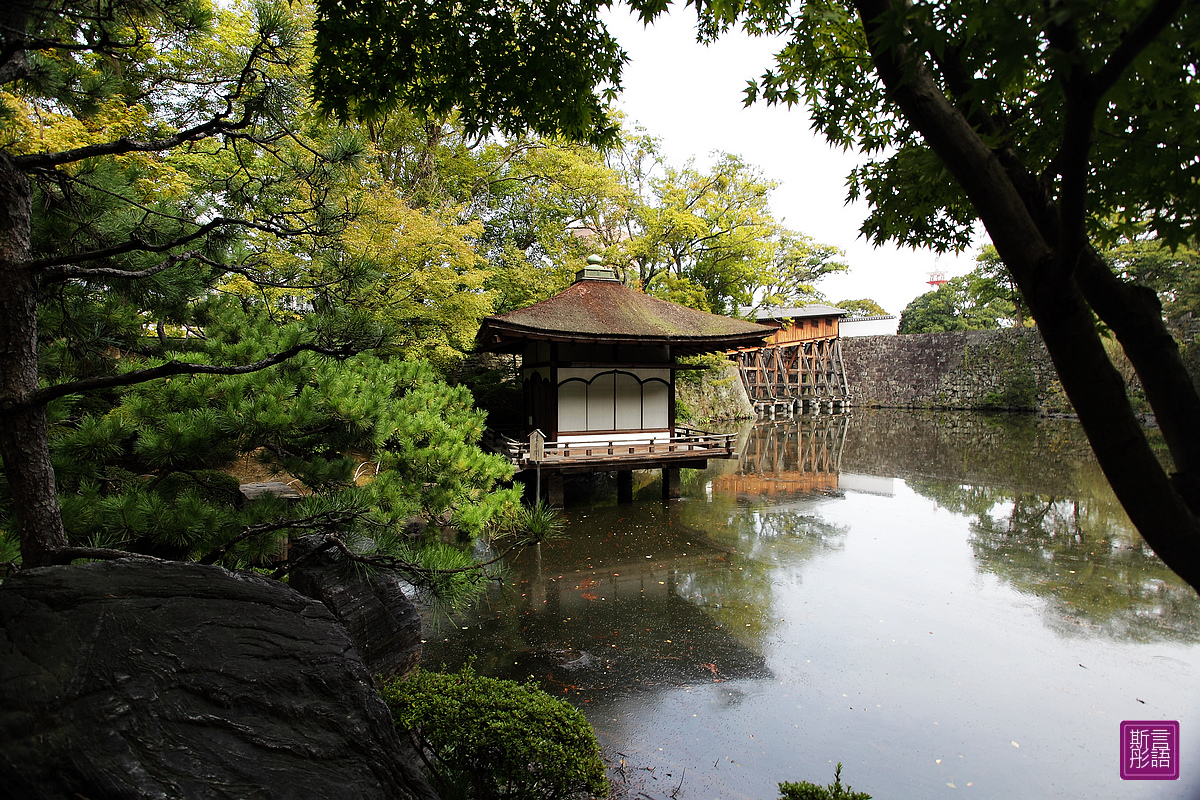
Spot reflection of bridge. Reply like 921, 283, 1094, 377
712, 416, 848, 499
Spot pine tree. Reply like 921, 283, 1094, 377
0, 0, 519, 584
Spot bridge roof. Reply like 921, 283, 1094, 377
751, 303, 848, 321
476, 272, 773, 356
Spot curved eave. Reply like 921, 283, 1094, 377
476, 321, 772, 356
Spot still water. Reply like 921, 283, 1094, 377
422, 410, 1200, 799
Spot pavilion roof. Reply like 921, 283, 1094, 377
476, 274, 774, 357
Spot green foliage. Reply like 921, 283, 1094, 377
1104, 235, 1200, 321
33, 301, 521, 567
720, 0, 1200, 252
381, 664, 608, 800
898, 275, 1014, 334
472, 138, 627, 313
673, 395, 696, 425
835, 298, 889, 318
516, 501, 566, 543
971, 246, 1029, 328
980, 372, 1038, 411
756, 233, 850, 313
311, 0, 623, 146
778, 764, 871, 800
617, 150, 846, 315
676, 353, 730, 387
0, 0, 532, 580
646, 271, 713, 312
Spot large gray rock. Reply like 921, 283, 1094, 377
288, 535, 423, 683
0, 559, 438, 800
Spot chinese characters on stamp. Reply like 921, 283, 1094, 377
1121, 720, 1179, 780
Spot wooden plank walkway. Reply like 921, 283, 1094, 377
482, 428, 737, 472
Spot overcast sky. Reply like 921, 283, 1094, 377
601, 7, 983, 317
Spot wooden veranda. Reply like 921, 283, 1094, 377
483, 427, 736, 474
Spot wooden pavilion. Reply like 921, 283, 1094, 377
731, 304, 850, 417
475, 258, 773, 503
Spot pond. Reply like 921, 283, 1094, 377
421, 410, 1200, 799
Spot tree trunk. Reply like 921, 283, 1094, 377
854, 0, 1200, 592
1027, 272, 1200, 590
0, 153, 66, 566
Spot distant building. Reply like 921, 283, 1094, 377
840, 314, 899, 337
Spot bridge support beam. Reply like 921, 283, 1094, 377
662, 467, 681, 500
617, 470, 634, 504
547, 473, 564, 508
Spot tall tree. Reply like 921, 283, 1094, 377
897, 275, 1012, 334
472, 136, 633, 313
755, 232, 849, 314
972, 246, 1029, 328
836, 298, 889, 318
1103, 235, 1200, 321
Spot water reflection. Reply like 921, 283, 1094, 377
423, 410, 1200, 800
910, 470, 1200, 644
434, 502, 772, 694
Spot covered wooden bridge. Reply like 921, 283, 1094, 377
731, 304, 851, 418
476, 258, 774, 504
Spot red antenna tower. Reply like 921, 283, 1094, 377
927, 270, 948, 288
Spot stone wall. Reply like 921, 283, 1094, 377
840, 328, 1074, 412
676, 362, 755, 422
1171, 314, 1200, 395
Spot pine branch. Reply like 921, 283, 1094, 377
269, 532, 520, 582
39, 248, 207, 282
50, 548, 164, 565
15, 114, 255, 172
18, 342, 358, 409
41, 246, 347, 291
33, 173, 335, 276
199, 510, 362, 566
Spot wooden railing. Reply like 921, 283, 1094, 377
482, 427, 737, 469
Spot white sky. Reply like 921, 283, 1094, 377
602, 7, 983, 317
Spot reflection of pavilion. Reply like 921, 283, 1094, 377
509, 544, 772, 690
713, 416, 849, 500
422, 504, 772, 695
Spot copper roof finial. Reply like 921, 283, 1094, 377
575, 254, 618, 283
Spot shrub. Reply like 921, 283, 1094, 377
381, 664, 608, 800
518, 500, 566, 543
778, 764, 872, 800
676, 352, 729, 386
